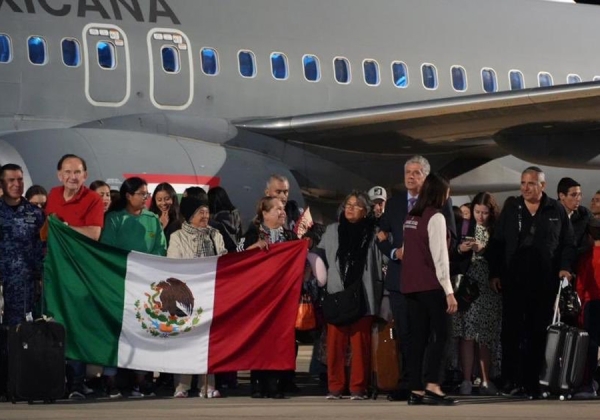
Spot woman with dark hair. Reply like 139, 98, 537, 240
149, 182, 181, 244
89, 180, 111, 213
208, 186, 242, 252
401, 173, 458, 406
102, 177, 166, 256
100, 177, 166, 397
453, 192, 501, 396
237, 196, 297, 398
312, 191, 383, 400
25, 184, 48, 209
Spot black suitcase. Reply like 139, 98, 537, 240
8, 320, 66, 403
539, 280, 588, 399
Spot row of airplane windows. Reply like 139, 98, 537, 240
1, 34, 599, 91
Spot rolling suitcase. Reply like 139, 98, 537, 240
8, 319, 66, 403
371, 318, 401, 399
539, 279, 589, 399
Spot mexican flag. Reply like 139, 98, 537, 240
44, 216, 307, 374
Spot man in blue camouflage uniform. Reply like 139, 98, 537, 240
0, 164, 45, 326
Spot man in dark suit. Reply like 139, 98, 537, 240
377, 155, 457, 399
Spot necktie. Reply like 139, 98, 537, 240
408, 197, 417, 212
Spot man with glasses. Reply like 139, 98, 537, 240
557, 177, 592, 258
0, 164, 45, 326
45, 154, 104, 400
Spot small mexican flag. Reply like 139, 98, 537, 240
44, 216, 307, 374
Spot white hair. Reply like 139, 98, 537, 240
404, 155, 431, 176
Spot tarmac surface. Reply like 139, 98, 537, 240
1, 346, 599, 420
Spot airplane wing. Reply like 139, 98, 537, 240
235, 82, 600, 169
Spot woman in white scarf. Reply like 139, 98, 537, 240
167, 196, 227, 398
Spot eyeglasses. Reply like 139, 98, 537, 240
344, 203, 364, 210
133, 192, 151, 199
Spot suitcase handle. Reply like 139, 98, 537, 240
551, 277, 569, 325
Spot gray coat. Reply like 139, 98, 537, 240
318, 222, 384, 317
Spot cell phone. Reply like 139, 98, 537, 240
462, 236, 475, 242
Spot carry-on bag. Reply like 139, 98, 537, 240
371, 318, 401, 399
539, 278, 589, 399
8, 319, 66, 403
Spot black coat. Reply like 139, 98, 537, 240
377, 192, 457, 292
487, 193, 575, 283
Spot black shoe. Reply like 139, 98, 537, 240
407, 392, 424, 406
423, 390, 457, 406
270, 392, 285, 399
251, 391, 265, 399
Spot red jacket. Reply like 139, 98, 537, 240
575, 245, 600, 325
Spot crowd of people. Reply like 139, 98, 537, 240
1, 152, 600, 405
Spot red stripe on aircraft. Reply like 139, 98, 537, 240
123, 174, 221, 187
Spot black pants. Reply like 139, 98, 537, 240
389, 290, 410, 386
501, 280, 554, 392
405, 289, 449, 391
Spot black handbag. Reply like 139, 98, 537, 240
559, 281, 581, 320
320, 280, 366, 326
454, 274, 480, 312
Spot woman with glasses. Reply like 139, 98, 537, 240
89, 180, 111, 213
238, 196, 298, 399
168, 196, 227, 398
100, 177, 166, 398
312, 191, 383, 400
101, 177, 166, 256
25, 185, 47, 209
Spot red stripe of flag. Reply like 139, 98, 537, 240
207, 241, 307, 373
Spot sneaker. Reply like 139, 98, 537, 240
207, 389, 221, 398
326, 392, 342, 400
480, 382, 499, 396
459, 380, 472, 395
82, 384, 95, 395
173, 390, 188, 398
130, 387, 144, 398
109, 391, 123, 399
69, 391, 86, 400
350, 393, 367, 400
574, 385, 597, 399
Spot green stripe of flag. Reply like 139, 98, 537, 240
44, 216, 128, 367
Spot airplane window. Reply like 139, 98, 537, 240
61, 39, 81, 67
271, 52, 288, 80
303, 55, 320, 82
567, 74, 582, 84
97, 41, 116, 69
509, 70, 524, 90
334, 57, 351, 84
538, 72, 553, 87
392, 62, 408, 88
363, 60, 380, 86
161, 46, 180, 73
27, 36, 47, 65
481, 68, 497, 93
451, 66, 467, 91
0, 34, 11, 63
421, 64, 438, 89
238, 50, 256, 78
201, 48, 219, 75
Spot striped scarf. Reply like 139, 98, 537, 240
181, 221, 216, 258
